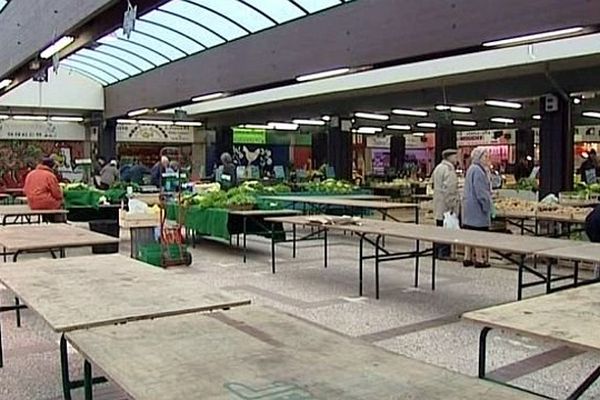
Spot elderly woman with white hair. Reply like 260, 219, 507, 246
462, 146, 493, 268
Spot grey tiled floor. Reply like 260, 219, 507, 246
1, 229, 599, 399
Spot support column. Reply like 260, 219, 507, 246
191, 128, 208, 179
539, 93, 573, 198
327, 117, 352, 179
434, 124, 457, 165
215, 126, 233, 157
389, 134, 406, 173
312, 131, 327, 169
516, 127, 534, 161
98, 119, 117, 161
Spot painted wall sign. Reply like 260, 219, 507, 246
116, 123, 194, 143
233, 128, 267, 144
0, 120, 85, 141
457, 129, 516, 146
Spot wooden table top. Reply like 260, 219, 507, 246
66, 307, 537, 400
266, 216, 583, 255
0, 224, 117, 251
0, 205, 68, 216
0, 254, 250, 332
261, 196, 415, 209
463, 284, 600, 352
535, 243, 600, 263
228, 209, 301, 217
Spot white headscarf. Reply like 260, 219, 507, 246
470, 147, 488, 166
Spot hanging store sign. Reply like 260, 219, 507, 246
575, 125, 600, 143
116, 124, 193, 143
0, 120, 85, 141
457, 129, 516, 146
233, 128, 266, 144
365, 135, 391, 148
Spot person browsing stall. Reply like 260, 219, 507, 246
432, 148, 459, 259
23, 157, 63, 210
151, 156, 169, 187
462, 147, 493, 268
99, 159, 119, 189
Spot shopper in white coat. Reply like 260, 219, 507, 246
432, 148, 459, 258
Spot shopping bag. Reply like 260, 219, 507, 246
443, 211, 460, 230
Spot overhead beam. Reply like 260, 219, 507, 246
0, 0, 117, 78
105, 0, 600, 118
0, 0, 169, 94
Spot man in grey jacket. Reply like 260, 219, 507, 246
432, 149, 459, 258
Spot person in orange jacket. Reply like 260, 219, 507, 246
23, 157, 63, 210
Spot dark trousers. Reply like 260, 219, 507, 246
435, 219, 451, 258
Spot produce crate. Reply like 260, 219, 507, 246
137, 243, 188, 267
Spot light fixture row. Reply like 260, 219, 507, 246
117, 119, 203, 127
0, 115, 84, 122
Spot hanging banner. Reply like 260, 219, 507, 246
457, 129, 516, 146
116, 124, 193, 143
233, 128, 266, 144
0, 120, 85, 141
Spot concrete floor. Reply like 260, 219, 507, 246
1, 226, 599, 399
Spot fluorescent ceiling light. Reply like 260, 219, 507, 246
296, 67, 351, 82
435, 104, 472, 113
192, 92, 226, 102
490, 117, 515, 124
13, 115, 47, 121
117, 119, 138, 124
412, 132, 425, 137
392, 109, 428, 117
293, 119, 326, 126
138, 120, 174, 126
0, 79, 12, 90
582, 111, 600, 119
485, 100, 522, 109
532, 114, 542, 120
386, 124, 411, 131
321, 115, 331, 122
40, 36, 75, 59
268, 122, 298, 131
354, 112, 390, 121
416, 122, 437, 129
128, 108, 150, 117
452, 120, 477, 127
50, 116, 84, 122
241, 124, 270, 130
356, 126, 383, 134
0, 115, 9, 120
483, 27, 584, 47
174, 121, 203, 127
573, 97, 582, 105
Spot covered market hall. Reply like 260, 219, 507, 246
1, 1, 600, 399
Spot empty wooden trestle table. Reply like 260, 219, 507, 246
464, 283, 600, 400
67, 306, 539, 400
260, 195, 419, 223
264, 216, 598, 300
0, 204, 68, 225
0, 254, 250, 399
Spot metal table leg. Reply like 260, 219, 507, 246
84, 360, 93, 400
478, 327, 493, 378
359, 235, 364, 297
431, 250, 437, 291
242, 217, 247, 263
60, 335, 73, 400
271, 222, 276, 274
375, 235, 382, 299
414, 239, 421, 287
323, 229, 328, 269
292, 224, 296, 258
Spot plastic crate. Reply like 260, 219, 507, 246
137, 243, 189, 267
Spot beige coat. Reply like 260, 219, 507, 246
432, 160, 459, 221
